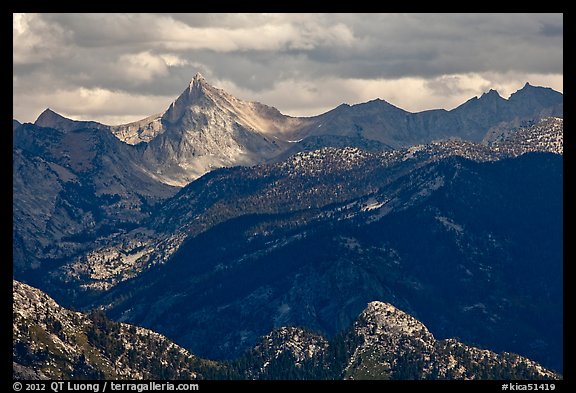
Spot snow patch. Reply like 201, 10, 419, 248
361, 197, 387, 212
435, 216, 463, 233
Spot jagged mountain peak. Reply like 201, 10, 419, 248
344, 301, 560, 380
161, 73, 253, 127
516, 82, 539, 94
111, 74, 220, 142
35, 108, 67, 126
162, 73, 297, 129
157, 74, 309, 138
481, 88, 503, 100
506, 83, 563, 119
454, 88, 506, 114
163, 75, 215, 124
142, 74, 308, 186
520, 81, 544, 91
356, 302, 434, 342
187, 71, 211, 95
190, 71, 206, 86
34, 108, 107, 132
510, 82, 562, 99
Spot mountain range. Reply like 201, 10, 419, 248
12, 76, 562, 275
23, 73, 563, 188
13, 75, 563, 379
13, 280, 559, 380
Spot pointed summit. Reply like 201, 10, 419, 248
34, 108, 106, 132
189, 72, 208, 91
454, 88, 505, 115
476, 89, 506, 110
483, 88, 501, 97
512, 82, 545, 96
193, 72, 205, 82
356, 302, 434, 341
35, 108, 66, 124
513, 82, 553, 96
508, 82, 563, 117
163, 73, 218, 124
35, 108, 74, 130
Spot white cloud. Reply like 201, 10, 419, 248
158, 54, 190, 67
13, 87, 174, 125
13, 13, 70, 65
117, 51, 170, 82
155, 21, 355, 52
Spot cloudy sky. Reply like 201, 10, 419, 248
13, 13, 563, 125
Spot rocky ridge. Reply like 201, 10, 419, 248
26, 75, 562, 187
342, 302, 557, 379
14, 281, 559, 380
13, 280, 225, 380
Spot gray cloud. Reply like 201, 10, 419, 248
13, 13, 562, 123
539, 21, 563, 37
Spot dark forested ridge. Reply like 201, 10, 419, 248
98, 151, 562, 373
14, 281, 560, 380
